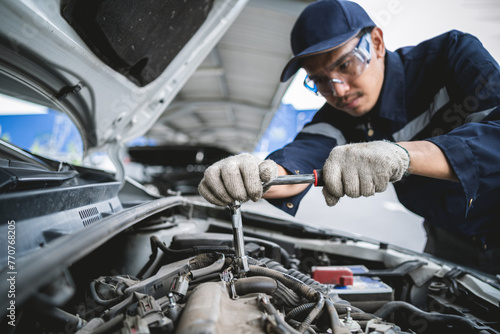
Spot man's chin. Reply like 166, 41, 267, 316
335, 105, 370, 117
348, 108, 370, 117
329, 96, 370, 117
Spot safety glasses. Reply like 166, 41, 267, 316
303, 33, 372, 96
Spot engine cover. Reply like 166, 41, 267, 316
176, 281, 266, 334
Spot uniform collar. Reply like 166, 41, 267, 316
373, 50, 407, 124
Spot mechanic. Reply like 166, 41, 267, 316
198, 0, 500, 274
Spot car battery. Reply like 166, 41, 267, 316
312, 265, 393, 313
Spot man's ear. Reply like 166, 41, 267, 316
371, 27, 386, 58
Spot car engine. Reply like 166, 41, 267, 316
4, 198, 500, 334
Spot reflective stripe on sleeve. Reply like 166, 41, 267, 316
300, 122, 347, 145
393, 86, 450, 141
465, 106, 497, 123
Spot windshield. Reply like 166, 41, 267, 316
0, 93, 83, 165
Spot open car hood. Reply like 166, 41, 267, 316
0, 0, 247, 154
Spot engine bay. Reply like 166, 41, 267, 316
5, 198, 500, 334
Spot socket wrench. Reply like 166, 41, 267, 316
229, 169, 324, 276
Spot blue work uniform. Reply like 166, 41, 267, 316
267, 30, 500, 274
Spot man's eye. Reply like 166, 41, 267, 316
338, 60, 351, 73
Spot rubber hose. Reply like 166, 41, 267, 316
248, 265, 317, 300
89, 281, 123, 306
190, 253, 225, 279
287, 319, 318, 334
286, 268, 323, 289
247, 239, 292, 267
137, 236, 160, 279
256, 258, 327, 294
375, 301, 481, 330
298, 292, 324, 333
189, 272, 221, 286
258, 294, 302, 334
189, 252, 224, 269
248, 265, 325, 333
233, 275, 303, 308
274, 280, 306, 307
42, 306, 86, 331
258, 257, 286, 271
325, 299, 351, 334
233, 276, 278, 296
285, 302, 316, 321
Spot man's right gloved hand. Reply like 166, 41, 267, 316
322, 141, 410, 206
198, 153, 279, 206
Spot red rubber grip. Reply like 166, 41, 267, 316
313, 169, 324, 187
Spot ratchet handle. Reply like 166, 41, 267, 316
264, 169, 324, 187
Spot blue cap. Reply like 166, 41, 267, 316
280, 0, 375, 82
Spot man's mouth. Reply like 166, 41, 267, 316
342, 98, 359, 109
338, 93, 362, 109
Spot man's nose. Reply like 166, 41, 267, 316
331, 80, 350, 97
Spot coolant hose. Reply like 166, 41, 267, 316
233, 276, 278, 296
232, 276, 303, 308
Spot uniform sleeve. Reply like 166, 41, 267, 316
265, 116, 344, 215
427, 107, 500, 217
443, 31, 500, 112
425, 32, 500, 216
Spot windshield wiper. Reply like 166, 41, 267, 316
0, 159, 78, 193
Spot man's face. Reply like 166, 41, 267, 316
301, 28, 385, 117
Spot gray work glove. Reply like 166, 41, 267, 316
322, 141, 410, 206
198, 153, 278, 206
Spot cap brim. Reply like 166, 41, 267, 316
280, 29, 360, 82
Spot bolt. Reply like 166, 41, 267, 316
345, 307, 352, 324
168, 292, 176, 306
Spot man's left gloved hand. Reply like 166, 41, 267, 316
198, 153, 278, 206
322, 141, 410, 206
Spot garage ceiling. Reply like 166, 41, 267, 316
144, 0, 312, 154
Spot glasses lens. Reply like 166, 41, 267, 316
334, 33, 371, 81
302, 34, 371, 97
338, 51, 368, 77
